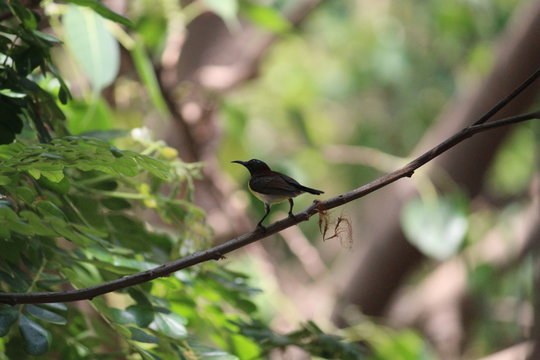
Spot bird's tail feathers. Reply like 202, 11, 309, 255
299, 185, 324, 195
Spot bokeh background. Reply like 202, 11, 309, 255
8, 0, 540, 358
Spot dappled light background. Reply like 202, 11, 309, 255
50, 0, 539, 358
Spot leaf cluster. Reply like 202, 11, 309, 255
0, 0, 71, 144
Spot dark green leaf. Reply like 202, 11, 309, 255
18, 211, 57, 236
0, 306, 19, 336
8, 3, 38, 29
58, 86, 69, 104
109, 146, 124, 158
25, 305, 67, 325
12, 186, 37, 203
129, 326, 159, 343
128, 288, 153, 308
0, 98, 23, 144
101, 198, 131, 211
40, 303, 68, 312
63, 0, 133, 27
36, 200, 66, 219
126, 305, 154, 328
38, 175, 71, 194
19, 314, 50, 355
109, 308, 136, 325
33, 30, 62, 44
89, 179, 118, 191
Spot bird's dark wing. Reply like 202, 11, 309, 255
249, 173, 304, 196
279, 173, 324, 195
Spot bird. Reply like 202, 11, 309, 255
232, 159, 324, 229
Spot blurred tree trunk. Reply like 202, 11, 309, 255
332, 0, 540, 324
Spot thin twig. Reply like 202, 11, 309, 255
1, 78, 539, 305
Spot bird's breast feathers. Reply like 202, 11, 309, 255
249, 187, 290, 204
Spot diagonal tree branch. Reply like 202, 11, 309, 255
1, 69, 540, 305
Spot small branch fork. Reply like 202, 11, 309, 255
1, 68, 540, 305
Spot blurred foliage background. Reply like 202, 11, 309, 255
0, 0, 539, 359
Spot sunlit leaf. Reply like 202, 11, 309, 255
40, 170, 65, 183
152, 311, 187, 339
241, 3, 290, 33
401, 193, 468, 260
63, 5, 120, 92
0, 89, 27, 98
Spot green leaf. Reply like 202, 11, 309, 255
38, 175, 71, 194
109, 307, 136, 325
40, 302, 68, 312
129, 326, 159, 343
0, 206, 20, 222
41, 170, 65, 183
128, 288, 153, 308
0, 98, 23, 144
25, 305, 67, 325
8, 3, 37, 29
113, 156, 139, 176
101, 197, 131, 211
152, 311, 187, 339
0, 89, 27, 98
241, 4, 291, 33
109, 145, 124, 158
126, 305, 155, 328
33, 30, 63, 44
109, 305, 154, 328
134, 155, 171, 180
36, 200, 66, 219
28, 168, 41, 179
63, 5, 120, 92
58, 86, 69, 104
19, 211, 57, 236
63, 0, 133, 27
191, 342, 239, 360
130, 39, 169, 117
0, 175, 11, 185
19, 314, 50, 355
13, 186, 37, 203
0, 306, 19, 336
401, 193, 469, 260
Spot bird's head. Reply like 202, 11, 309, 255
231, 159, 271, 175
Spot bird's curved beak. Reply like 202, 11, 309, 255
231, 160, 246, 165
